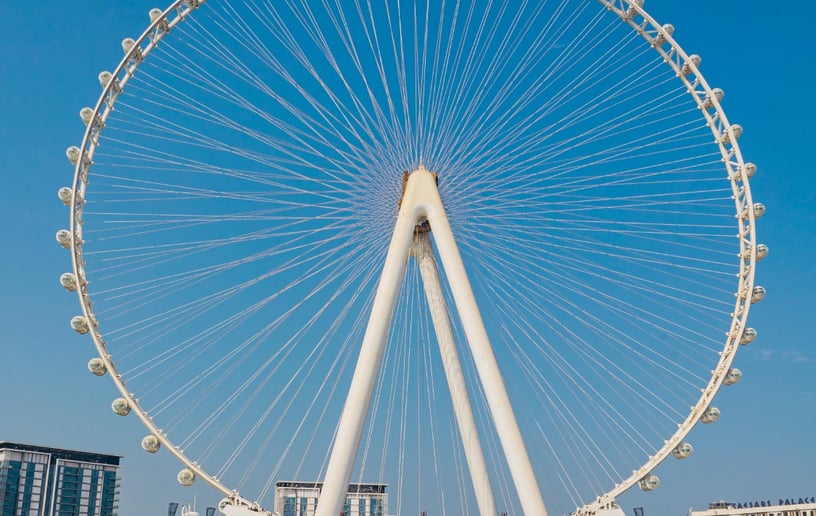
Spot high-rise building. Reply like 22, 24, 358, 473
0, 441, 120, 516
274, 481, 387, 516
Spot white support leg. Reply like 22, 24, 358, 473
315, 207, 417, 516
317, 167, 547, 516
413, 168, 549, 516
413, 230, 498, 516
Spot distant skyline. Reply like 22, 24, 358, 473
1, 2, 814, 516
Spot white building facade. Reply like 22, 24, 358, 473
274, 481, 387, 516
691, 499, 816, 516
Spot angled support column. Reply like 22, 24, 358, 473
413, 229, 498, 516
316, 167, 547, 516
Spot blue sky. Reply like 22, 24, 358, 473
1, 2, 814, 516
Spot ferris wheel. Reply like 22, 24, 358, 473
57, 1, 767, 515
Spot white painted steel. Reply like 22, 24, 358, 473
413, 230, 498, 516
319, 167, 547, 516
413, 168, 550, 516
314, 194, 416, 516
61, 1, 762, 514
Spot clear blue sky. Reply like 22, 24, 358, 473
0, 2, 814, 516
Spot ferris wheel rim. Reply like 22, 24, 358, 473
59, 0, 763, 513
66, 0, 242, 505
578, 1, 759, 511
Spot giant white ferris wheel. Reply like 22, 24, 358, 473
58, 1, 767, 515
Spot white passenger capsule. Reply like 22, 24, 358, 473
112, 397, 131, 416
98, 71, 113, 88
701, 406, 720, 424
177, 468, 195, 486
79, 107, 94, 125
723, 368, 742, 386
740, 327, 757, 345
122, 37, 136, 53
58, 187, 73, 206
682, 54, 702, 75
71, 316, 89, 334
753, 203, 766, 219
87, 357, 107, 376
672, 442, 693, 459
639, 474, 660, 491
662, 23, 674, 36
751, 286, 766, 303
141, 435, 161, 453
756, 244, 769, 261
704, 88, 725, 108
66, 146, 81, 164
60, 272, 78, 291
744, 162, 757, 178
56, 229, 72, 249
149, 8, 163, 22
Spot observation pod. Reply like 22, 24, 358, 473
751, 286, 766, 304
121, 38, 136, 53
723, 368, 742, 386
701, 406, 720, 424
740, 328, 757, 345
60, 272, 78, 292
639, 474, 660, 491
753, 203, 766, 219
58, 187, 73, 206
177, 468, 195, 486
66, 146, 80, 164
87, 357, 107, 376
71, 316, 89, 334
744, 163, 758, 178
111, 397, 131, 416
56, 229, 72, 249
681, 54, 702, 75
79, 107, 94, 125
141, 435, 161, 453
756, 244, 769, 261
98, 71, 113, 88
672, 442, 693, 459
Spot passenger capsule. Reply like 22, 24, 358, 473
753, 203, 766, 219
141, 435, 161, 453
58, 187, 73, 206
98, 71, 113, 88
87, 357, 107, 376
112, 397, 131, 416
744, 162, 757, 178
71, 316, 89, 334
177, 468, 195, 486
751, 286, 766, 303
662, 24, 674, 36
149, 8, 163, 22
723, 367, 742, 386
682, 54, 702, 75
704, 88, 725, 108
79, 107, 94, 125
122, 37, 136, 53
66, 146, 81, 164
701, 406, 720, 424
60, 272, 78, 291
56, 229, 72, 249
672, 442, 693, 459
723, 124, 743, 144
740, 327, 757, 345
756, 244, 769, 261
639, 474, 660, 491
